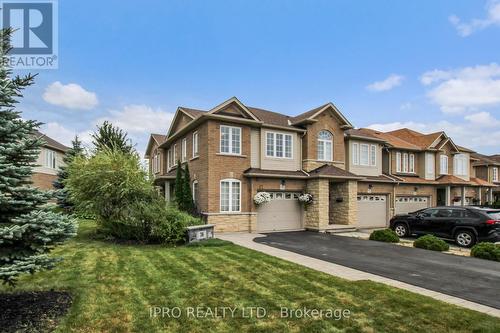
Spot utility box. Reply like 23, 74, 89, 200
186, 224, 215, 243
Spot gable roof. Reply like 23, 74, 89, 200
351, 128, 421, 150
247, 106, 296, 129
144, 133, 167, 158
345, 128, 388, 143
33, 130, 69, 152
472, 152, 500, 166
290, 103, 353, 128
387, 128, 445, 150
207, 97, 260, 122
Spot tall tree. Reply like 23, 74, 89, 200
173, 160, 184, 210
182, 163, 195, 213
53, 135, 84, 211
0, 28, 77, 286
91, 121, 134, 154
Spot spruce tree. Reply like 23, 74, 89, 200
53, 135, 84, 211
182, 163, 195, 213
173, 160, 184, 210
0, 28, 77, 286
91, 121, 134, 154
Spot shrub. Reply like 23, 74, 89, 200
414, 235, 449, 251
471, 242, 500, 261
369, 229, 399, 243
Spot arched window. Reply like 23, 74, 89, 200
317, 130, 333, 161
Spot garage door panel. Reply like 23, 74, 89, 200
357, 195, 388, 228
257, 192, 303, 232
395, 196, 430, 215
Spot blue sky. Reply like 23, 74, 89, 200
14, 0, 500, 155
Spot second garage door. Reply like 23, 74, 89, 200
357, 195, 388, 228
257, 192, 303, 232
395, 196, 430, 215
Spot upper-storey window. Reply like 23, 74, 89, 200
266, 132, 293, 158
317, 130, 333, 161
220, 125, 241, 155
453, 154, 468, 176
493, 167, 498, 182
352, 143, 377, 167
395, 151, 414, 173
193, 131, 199, 157
173, 144, 177, 163
45, 149, 56, 169
152, 150, 160, 173
440, 155, 448, 175
182, 138, 187, 162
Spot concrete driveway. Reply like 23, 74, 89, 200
254, 231, 500, 309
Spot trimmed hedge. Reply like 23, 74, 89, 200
413, 235, 449, 251
369, 229, 399, 243
471, 242, 500, 261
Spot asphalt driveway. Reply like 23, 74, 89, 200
254, 231, 500, 309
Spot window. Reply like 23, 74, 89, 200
352, 143, 359, 165
152, 150, 160, 173
440, 155, 448, 174
402, 153, 408, 172
493, 167, 498, 182
317, 130, 333, 161
220, 125, 241, 155
220, 179, 241, 212
167, 149, 172, 169
266, 132, 293, 158
396, 152, 401, 172
173, 144, 177, 163
182, 138, 187, 162
45, 149, 56, 169
409, 154, 415, 173
192, 132, 199, 157
192, 180, 199, 204
360, 144, 369, 166
370, 145, 376, 166
454, 154, 468, 176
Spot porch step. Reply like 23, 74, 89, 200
324, 226, 358, 234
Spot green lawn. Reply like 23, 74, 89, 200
2, 220, 500, 333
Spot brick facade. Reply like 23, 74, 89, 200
31, 172, 57, 190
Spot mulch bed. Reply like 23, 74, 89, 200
0, 290, 72, 333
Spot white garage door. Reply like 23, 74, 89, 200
395, 196, 430, 215
357, 195, 388, 228
257, 192, 303, 232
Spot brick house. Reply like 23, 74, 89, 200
145, 97, 498, 232
31, 130, 68, 190
471, 153, 500, 203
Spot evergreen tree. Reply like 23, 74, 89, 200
182, 163, 195, 213
0, 28, 77, 286
91, 121, 134, 154
173, 160, 184, 210
53, 135, 84, 211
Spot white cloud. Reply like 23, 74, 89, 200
43, 81, 98, 110
449, 1, 500, 37
366, 74, 404, 92
420, 63, 500, 113
367, 113, 500, 152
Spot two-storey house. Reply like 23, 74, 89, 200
472, 153, 500, 203
32, 130, 68, 189
145, 97, 498, 232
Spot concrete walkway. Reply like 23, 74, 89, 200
218, 232, 500, 318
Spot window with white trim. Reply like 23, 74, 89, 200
440, 155, 448, 174
402, 153, 408, 172
173, 144, 177, 163
192, 180, 199, 204
409, 154, 415, 173
192, 131, 199, 157
453, 154, 468, 176
317, 130, 333, 161
167, 149, 172, 169
493, 167, 498, 182
266, 132, 293, 158
396, 152, 401, 172
152, 150, 160, 173
370, 145, 376, 166
352, 143, 359, 165
360, 144, 369, 166
182, 138, 187, 162
220, 179, 241, 212
45, 149, 56, 169
220, 125, 241, 155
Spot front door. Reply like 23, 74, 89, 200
437, 188, 446, 206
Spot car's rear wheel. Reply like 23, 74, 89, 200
455, 230, 476, 248
394, 223, 409, 237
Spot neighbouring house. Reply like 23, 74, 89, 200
31, 130, 68, 189
472, 153, 500, 203
145, 97, 498, 232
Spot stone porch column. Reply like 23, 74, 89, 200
478, 187, 482, 205
461, 186, 466, 206
305, 178, 329, 230
445, 186, 451, 206
165, 181, 170, 202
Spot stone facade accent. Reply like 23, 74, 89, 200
329, 180, 357, 225
205, 213, 257, 232
304, 179, 329, 230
